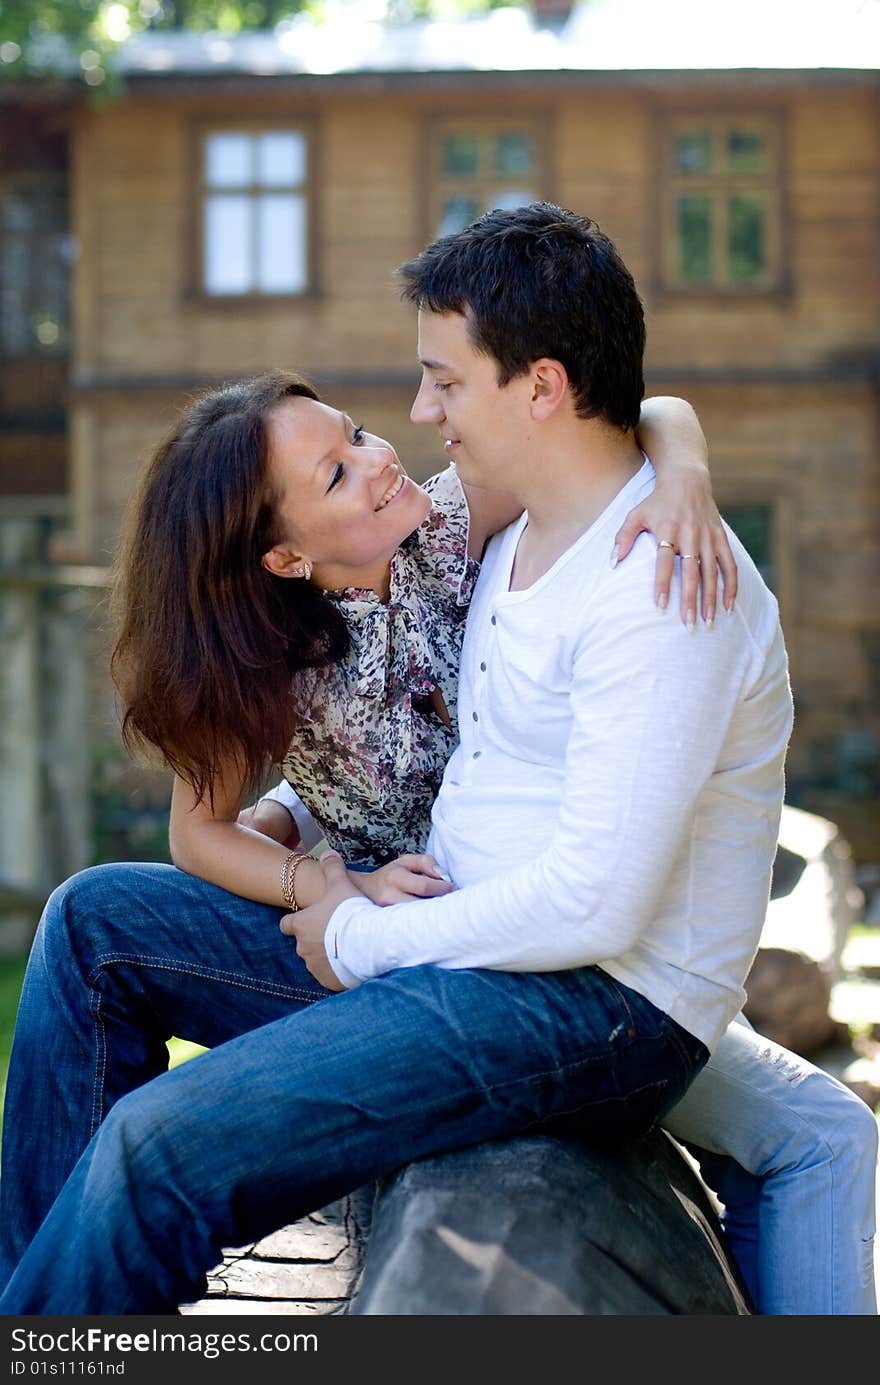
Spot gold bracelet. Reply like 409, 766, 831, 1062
280, 851, 309, 912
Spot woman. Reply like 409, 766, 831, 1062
0, 372, 873, 1315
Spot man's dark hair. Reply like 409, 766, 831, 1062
398, 202, 645, 430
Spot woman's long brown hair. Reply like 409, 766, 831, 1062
110, 371, 349, 807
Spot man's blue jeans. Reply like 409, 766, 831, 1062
0, 863, 707, 1315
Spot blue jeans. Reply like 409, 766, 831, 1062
0, 863, 706, 1315
665, 1014, 878, 1315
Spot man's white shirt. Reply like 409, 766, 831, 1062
327, 459, 793, 1053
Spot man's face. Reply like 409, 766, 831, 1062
410, 308, 533, 491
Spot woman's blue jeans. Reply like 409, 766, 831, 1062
665, 1014, 878, 1315
0, 863, 707, 1315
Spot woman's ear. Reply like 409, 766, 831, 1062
261, 545, 312, 581
529, 358, 569, 420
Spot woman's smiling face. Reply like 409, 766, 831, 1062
262, 395, 432, 595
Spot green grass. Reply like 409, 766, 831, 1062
0, 957, 27, 1111
846, 922, 879, 943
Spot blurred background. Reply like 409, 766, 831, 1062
0, 0, 878, 1110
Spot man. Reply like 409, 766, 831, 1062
290, 206, 792, 1040
0, 206, 871, 1315
274, 204, 874, 1316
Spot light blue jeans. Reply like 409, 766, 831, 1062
0, 863, 707, 1315
665, 1012, 877, 1315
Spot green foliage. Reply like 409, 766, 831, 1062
0, 0, 311, 85
168, 1037, 208, 1066
0, 0, 529, 86
91, 738, 173, 868
0, 957, 27, 1115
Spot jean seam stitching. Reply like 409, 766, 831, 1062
595, 968, 637, 1034
87, 953, 323, 1005
84, 956, 323, 1140
536, 1075, 670, 1121
478, 1042, 675, 1101
661, 1019, 706, 1082
89, 989, 106, 1140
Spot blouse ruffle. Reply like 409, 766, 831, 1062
280, 466, 478, 864
322, 466, 476, 702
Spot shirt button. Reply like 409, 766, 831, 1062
473, 750, 481, 759
480, 662, 487, 672
491, 615, 497, 625
472, 711, 478, 722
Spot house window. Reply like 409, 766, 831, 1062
724, 503, 775, 590
430, 122, 543, 239
200, 129, 308, 296
662, 117, 782, 291
0, 174, 71, 358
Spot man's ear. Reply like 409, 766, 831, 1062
529, 359, 569, 420
261, 544, 312, 580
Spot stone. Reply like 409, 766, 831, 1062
839, 1054, 880, 1111
741, 805, 866, 1056
205, 1256, 357, 1300
744, 946, 839, 1055
181, 1298, 346, 1315
250, 1221, 352, 1263
764, 804, 862, 984
351, 1131, 751, 1316
181, 1191, 371, 1315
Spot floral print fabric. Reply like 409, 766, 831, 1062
281, 466, 479, 866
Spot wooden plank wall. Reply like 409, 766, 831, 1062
68, 78, 880, 793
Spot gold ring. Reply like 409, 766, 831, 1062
657, 540, 675, 550
680, 553, 700, 561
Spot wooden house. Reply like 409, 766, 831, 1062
2, 0, 879, 836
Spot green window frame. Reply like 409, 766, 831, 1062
662, 117, 782, 292
723, 502, 775, 591
429, 121, 544, 241
0, 173, 70, 358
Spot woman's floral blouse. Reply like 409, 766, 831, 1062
281, 466, 479, 867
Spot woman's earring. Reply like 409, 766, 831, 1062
299, 561, 312, 581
